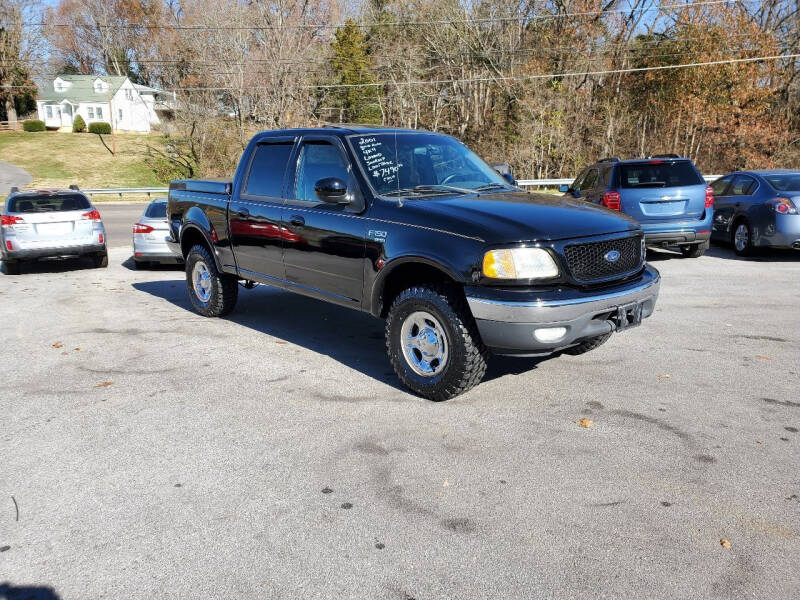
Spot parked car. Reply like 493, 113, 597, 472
166, 126, 660, 400
560, 155, 714, 257
132, 197, 182, 268
709, 170, 800, 256
1, 186, 108, 275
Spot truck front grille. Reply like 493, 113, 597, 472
563, 234, 643, 283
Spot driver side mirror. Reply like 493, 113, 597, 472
492, 163, 516, 186
558, 184, 569, 193
314, 177, 350, 204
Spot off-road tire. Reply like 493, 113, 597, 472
93, 251, 109, 268
2, 260, 21, 275
563, 333, 612, 355
185, 244, 238, 317
680, 241, 708, 258
385, 285, 488, 401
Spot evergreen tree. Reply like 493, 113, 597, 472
329, 19, 381, 124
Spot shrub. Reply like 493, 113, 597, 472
88, 121, 111, 134
72, 115, 86, 133
22, 119, 45, 132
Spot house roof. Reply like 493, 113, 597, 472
38, 75, 128, 103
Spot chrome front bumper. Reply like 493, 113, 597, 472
466, 266, 660, 355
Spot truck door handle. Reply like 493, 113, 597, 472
239, 207, 250, 216
289, 215, 305, 227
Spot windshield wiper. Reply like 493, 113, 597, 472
631, 182, 667, 188
383, 184, 473, 197
473, 183, 511, 192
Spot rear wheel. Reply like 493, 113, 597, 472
732, 220, 754, 256
92, 251, 108, 268
2, 260, 21, 275
185, 244, 238, 317
563, 333, 612, 355
680, 241, 708, 258
385, 285, 488, 401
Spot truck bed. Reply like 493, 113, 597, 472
169, 179, 231, 195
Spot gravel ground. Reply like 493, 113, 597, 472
0, 243, 798, 599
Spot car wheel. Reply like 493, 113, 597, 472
732, 220, 754, 256
93, 251, 108, 268
680, 241, 708, 258
563, 333, 612, 355
185, 244, 238, 317
2, 260, 21, 275
385, 285, 488, 401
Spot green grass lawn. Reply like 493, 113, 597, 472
0, 131, 164, 197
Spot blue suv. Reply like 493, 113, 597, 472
561, 155, 714, 257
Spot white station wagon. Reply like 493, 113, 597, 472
1, 187, 108, 275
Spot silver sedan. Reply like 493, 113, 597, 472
132, 198, 182, 268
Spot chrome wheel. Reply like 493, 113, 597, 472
734, 223, 749, 252
192, 260, 212, 302
400, 311, 449, 377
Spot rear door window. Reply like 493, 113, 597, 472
9, 194, 91, 213
618, 162, 704, 188
244, 142, 294, 198
729, 175, 757, 195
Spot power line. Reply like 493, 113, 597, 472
23, 0, 735, 31
4, 53, 794, 93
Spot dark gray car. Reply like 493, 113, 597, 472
710, 170, 800, 255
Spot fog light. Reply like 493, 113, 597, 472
534, 327, 567, 343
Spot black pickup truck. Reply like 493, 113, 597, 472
166, 126, 660, 400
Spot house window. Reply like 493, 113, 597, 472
46, 106, 53, 119
55, 82, 63, 92
118, 109, 123, 121
96, 106, 103, 119
125, 89, 133, 101
87, 107, 94, 119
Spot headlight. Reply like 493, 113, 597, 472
482, 248, 559, 279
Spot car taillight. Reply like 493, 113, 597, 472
5, 240, 12, 251
1, 215, 24, 226
602, 190, 621, 211
98, 233, 104, 244
82, 209, 102, 221
770, 197, 798, 215
705, 186, 714, 208
133, 223, 154, 234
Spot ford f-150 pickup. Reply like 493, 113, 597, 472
166, 126, 660, 400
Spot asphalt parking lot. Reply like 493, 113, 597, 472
1, 232, 798, 598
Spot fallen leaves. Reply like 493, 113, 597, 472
720, 538, 731, 549
576, 417, 595, 428
658, 374, 671, 380
52, 342, 63, 349
94, 381, 114, 388
755, 355, 771, 360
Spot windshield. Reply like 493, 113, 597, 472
8, 193, 91, 213
764, 173, 800, 192
348, 132, 508, 196
617, 162, 704, 188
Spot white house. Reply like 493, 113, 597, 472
36, 75, 174, 133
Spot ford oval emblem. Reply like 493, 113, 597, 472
605, 250, 621, 263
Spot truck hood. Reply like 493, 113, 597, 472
397, 190, 640, 243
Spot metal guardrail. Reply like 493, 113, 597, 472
81, 187, 168, 198
45, 175, 725, 198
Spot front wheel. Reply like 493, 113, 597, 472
385, 285, 488, 401
680, 241, 708, 258
185, 244, 238, 317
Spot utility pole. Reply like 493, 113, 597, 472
105, 77, 116, 156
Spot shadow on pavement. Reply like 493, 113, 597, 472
120, 255, 183, 272
133, 279, 550, 394
0, 256, 98, 275
0, 582, 61, 600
